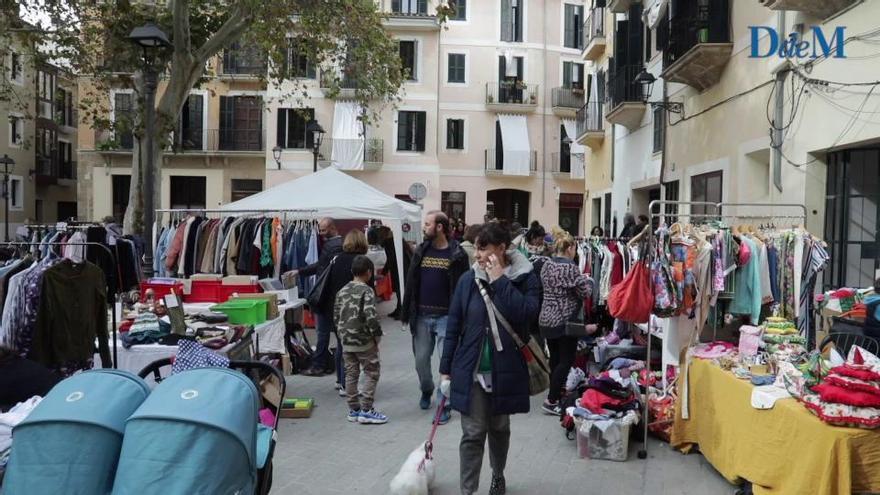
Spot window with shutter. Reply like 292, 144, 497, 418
276, 108, 314, 149
399, 40, 417, 81
450, 0, 466, 20
448, 53, 465, 83
564, 5, 575, 48
446, 119, 464, 149
114, 92, 134, 150
286, 40, 316, 79
653, 106, 664, 153
397, 111, 426, 152
500, 0, 512, 41
415, 112, 426, 151
178, 94, 204, 150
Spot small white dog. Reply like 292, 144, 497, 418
389, 442, 436, 495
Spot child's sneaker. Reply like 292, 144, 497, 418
347, 409, 361, 423
358, 409, 388, 424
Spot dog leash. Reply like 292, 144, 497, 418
418, 395, 447, 472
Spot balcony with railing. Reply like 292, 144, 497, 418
582, 8, 606, 61
170, 128, 265, 153
550, 152, 584, 179
385, 0, 440, 30
605, 64, 646, 130
485, 81, 538, 113
551, 87, 585, 118
759, 0, 857, 20
575, 101, 605, 148
484, 149, 537, 176
220, 45, 267, 78
660, 1, 733, 91
320, 73, 359, 99
35, 156, 77, 186
316, 138, 385, 169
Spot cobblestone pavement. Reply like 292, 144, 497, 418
271, 312, 733, 495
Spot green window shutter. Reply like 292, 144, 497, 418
415, 112, 426, 152
277, 109, 287, 148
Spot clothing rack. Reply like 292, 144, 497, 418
0, 241, 121, 369
636, 199, 809, 460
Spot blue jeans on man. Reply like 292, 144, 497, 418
313, 311, 345, 385
413, 313, 452, 413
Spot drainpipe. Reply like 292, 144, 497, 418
772, 10, 785, 193
436, 13, 442, 179
540, 1, 547, 209
659, 78, 668, 187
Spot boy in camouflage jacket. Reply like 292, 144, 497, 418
333, 255, 387, 424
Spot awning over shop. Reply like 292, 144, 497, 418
498, 114, 531, 176
330, 101, 364, 170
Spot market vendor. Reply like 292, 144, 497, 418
865, 278, 880, 339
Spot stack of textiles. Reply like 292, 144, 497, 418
799, 346, 880, 429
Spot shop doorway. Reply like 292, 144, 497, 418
487, 189, 530, 226
558, 193, 583, 236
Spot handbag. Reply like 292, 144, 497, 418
477, 279, 550, 396
607, 260, 653, 324
306, 255, 338, 309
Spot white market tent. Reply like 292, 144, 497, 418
220, 167, 421, 294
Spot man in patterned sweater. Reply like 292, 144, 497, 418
400, 210, 469, 424
334, 255, 387, 425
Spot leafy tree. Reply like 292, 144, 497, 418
1, 0, 408, 233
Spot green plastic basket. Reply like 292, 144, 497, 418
210, 299, 268, 325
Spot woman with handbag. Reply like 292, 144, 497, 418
538, 232, 595, 416
439, 222, 540, 495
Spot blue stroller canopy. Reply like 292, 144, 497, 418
111, 367, 262, 495
1, 370, 150, 495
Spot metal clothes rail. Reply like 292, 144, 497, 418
0, 241, 122, 368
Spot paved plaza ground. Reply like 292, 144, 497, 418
270, 305, 733, 495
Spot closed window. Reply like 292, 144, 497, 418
7, 177, 23, 210
231, 179, 263, 202
447, 53, 465, 83
562, 61, 584, 89
446, 119, 464, 150
170, 176, 207, 210
690, 171, 722, 218
449, 0, 467, 20
276, 108, 315, 149
399, 40, 417, 81
392, 0, 427, 14
37, 70, 55, 119
653, 106, 664, 153
10, 52, 23, 83
664, 180, 679, 223
219, 95, 263, 151
9, 115, 22, 146
564, 4, 584, 49
397, 111, 426, 152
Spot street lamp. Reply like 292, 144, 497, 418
306, 119, 325, 172
128, 22, 171, 277
633, 68, 683, 114
0, 154, 15, 241
272, 146, 283, 170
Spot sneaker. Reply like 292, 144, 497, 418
347, 410, 361, 423
300, 368, 324, 377
419, 391, 432, 410
541, 400, 562, 416
488, 474, 506, 495
437, 407, 451, 425
338, 388, 347, 397
358, 409, 388, 424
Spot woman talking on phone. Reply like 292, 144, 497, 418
438, 222, 540, 495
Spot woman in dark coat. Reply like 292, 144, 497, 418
439, 222, 539, 495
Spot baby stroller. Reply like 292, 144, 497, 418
1, 369, 151, 494
116, 358, 285, 495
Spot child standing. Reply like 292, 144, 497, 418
333, 255, 387, 424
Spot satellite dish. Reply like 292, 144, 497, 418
408, 182, 427, 202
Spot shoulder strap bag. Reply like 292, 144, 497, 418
306, 255, 338, 310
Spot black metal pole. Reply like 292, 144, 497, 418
142, 64, 158, 277
3, 171, 8, 242
312, 147, 318, 173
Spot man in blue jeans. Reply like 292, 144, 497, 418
289, 218, 343, 380
400, 211, 469, 424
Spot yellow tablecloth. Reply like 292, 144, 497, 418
671, 358, 880, 495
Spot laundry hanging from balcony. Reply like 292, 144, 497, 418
562, 119, 586, 179
642, 0, 669, 30
330, 101, 365, 170
497, 114, 531, 176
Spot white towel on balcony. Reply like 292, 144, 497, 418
643, 0, 669, 30
497, 114, 531, 176
331, 101, 365, 170
562, 119, 585, 179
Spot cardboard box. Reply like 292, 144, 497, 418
233, 293, 279, 319
260, 374, 285, 406
222, 275, 259, 286
268, 287, 298, 303
279, 397, 314, 418
191, 273, 222, 281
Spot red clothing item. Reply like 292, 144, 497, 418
608, 242, 624, 288
164, 222, 188, 271
580, 388, 631, 415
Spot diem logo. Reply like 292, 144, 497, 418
749, 26, 846, 59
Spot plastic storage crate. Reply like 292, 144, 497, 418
140, 280, 185, 303
576, 418, 632, 462
185, 280, 222, 303
210, 299, 268, 325
217, 284, 261, 303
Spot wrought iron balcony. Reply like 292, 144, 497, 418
582, 8, 606, 61
486, 81, 538, 113
660, 1, 733, 91
484, 149, 537, 176
575, 101, 605, 148
551, 152, 584, 178
551, 87, 586, 118
605, 64, 646, 130
317, 138, 384, 169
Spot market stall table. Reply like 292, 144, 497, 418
671, 358, 880, 495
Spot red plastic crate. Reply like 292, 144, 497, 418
185, 280, 222, 303
140, 281, 185, 303
217, 284, 261, 303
